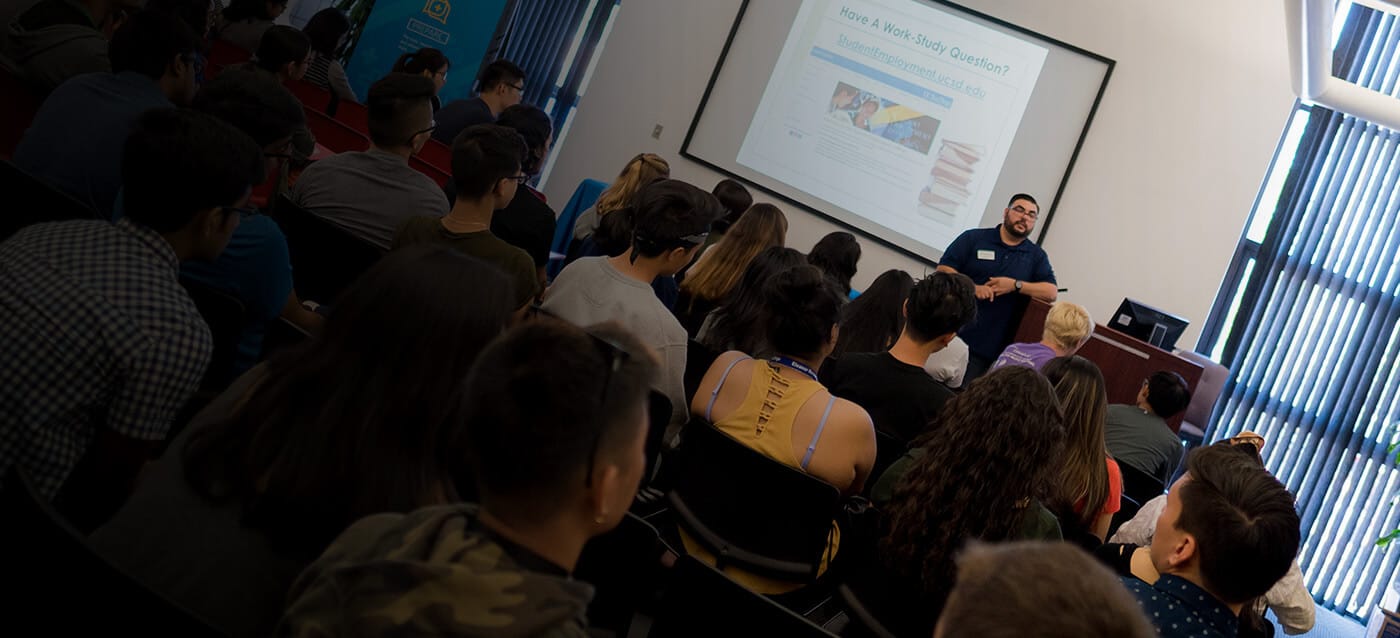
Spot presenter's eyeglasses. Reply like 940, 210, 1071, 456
1010, 204, 1039, 220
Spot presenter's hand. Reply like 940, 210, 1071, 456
986, 277, 1017, 296
975, 284, 996, 301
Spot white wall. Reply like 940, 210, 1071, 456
542, 0, 1296, 350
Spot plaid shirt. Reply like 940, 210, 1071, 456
0, 218, 211, 500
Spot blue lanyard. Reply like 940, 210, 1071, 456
770, 356, 819, 381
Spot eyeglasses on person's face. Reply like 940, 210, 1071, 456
1010, 204, 1039, 220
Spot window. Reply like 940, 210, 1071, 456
1199, 3, 1400, 619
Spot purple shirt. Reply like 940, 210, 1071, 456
990, 342, 1057, 372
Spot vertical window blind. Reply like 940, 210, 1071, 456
1205, 4, 1400, 619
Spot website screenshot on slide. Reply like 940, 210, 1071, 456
737, 0, 1048, 251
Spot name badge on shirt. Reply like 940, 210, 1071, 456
977, 249, 996, 261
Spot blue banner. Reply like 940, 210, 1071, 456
345, 0, 509, 104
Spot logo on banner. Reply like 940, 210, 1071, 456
422, 0, 450, 25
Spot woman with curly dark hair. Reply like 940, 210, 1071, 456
857, 365, 1066, 636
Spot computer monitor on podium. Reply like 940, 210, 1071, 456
1112, 299, 1189, 351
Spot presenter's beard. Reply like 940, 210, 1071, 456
1005, 218, 1032, 239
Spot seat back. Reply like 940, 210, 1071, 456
1107, 493, 1143, 542
647, 555, 836, 637
549, 178, 609, 279
834, 584, 899, 638
0, 160, 101, 241
304, 108, 369, 153
180, 279, 247, 392
333, 98, 369, 134
869, 429, 907, 494
0, 468, 226, 636
415, 138, 453, 172
575, 513, 666, 634
0, 67, 40, 159
1117, 458, 1167, 506
207, 38, 250, 67
285, 79, 332, 115
269, 194, 384, 304
667, 420, 841, 581
408, 155, 451, 187
683, 339, 720, 406
1175, 349, 1230, 434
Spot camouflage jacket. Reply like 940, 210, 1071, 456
276, 504, 595, 637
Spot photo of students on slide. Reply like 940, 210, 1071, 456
826, 82, 939, 154
830, 82, 859, 113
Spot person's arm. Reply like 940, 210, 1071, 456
1266, 562, 1316, 634
1090, 458, 1124, 542
664, 340, 689, 428
841, 402, 878, 496
279, 291, 324, 332
689, 350, 748, 418
985, 277, 1058, 302
328, 60, 358, 103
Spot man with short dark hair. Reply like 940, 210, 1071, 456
432, 58, 526, 144
543, 179, 721, 429
489, 104, 556, 284
241, 24, 310, 81
3, 0, 130, 93
277, 320, 659, 636
392, 124, 540, 312
291, 72, 449, 249
1123, 444, 1302, 638
1106, 370, 1192, 486
822, 271, 978, 444
14, 8, 201, 218
937, 193, 1059, 382
184, 69, 323, 379
0, 108, 263, 517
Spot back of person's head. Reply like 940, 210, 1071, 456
711, 178, 753, 232
1041, 355, 1110, 530
764, 264, 844, 358
301, 7, 350, 56
494, 104, 552, 175
477, 58, 525, 91
109, 8, 202, 80
122, 108, 263, 233
905, 271, 977, 343
392, 47, 450, 75
884, 365, 1065, 613
595, 153, 670, 216
705, 246, 807, 354
222, 0, 282, 22
366, 72, 436, 148
253, 25, 309, 73
1043, 302, 1093, 353
1146, 370, 1191, 418
182, 246, 516, 556
145, 0, 214, 39
463, 319, 659, 528
450, 124, 525, 201
1170, 444, 1300, 604
680, 203, 787, 302
192, 68, 304, 148
630, 179, 721, 262
935, 542, 1155, 638
831, 269, 913, 356
808, 231, 861, 295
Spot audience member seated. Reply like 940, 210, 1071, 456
1106, 370, 1192, 487
934, 541, 1155, 638
924, 335, 970, 389
391, 47, 449, 110
300, 8, 354, 102
291, 72, 450, 249
687, 264, 875, 593
1109, 435, 1316, 636
1042, 355, 1122, 544
216, 0, 284, 53
275, 319, 658, 637
808, 231, 860, 297
864, 365, 1066, 635
1118, 444, 1302, 638
705, 178, 754, 246
990, 300, 1093, 371
236, 25, 313, 161
675, 203, 787, 335
13, 8, 200, 218
489, 104, 557, 284
822, 271, 976, 444
433, 58, 525, 144
183, 69, 323, 377
829, 268, 914, 356
0, 109, 260, 519
695, 245, 807, 355
90, 246, 517, 637
570, 152, 670, 247
146, 0, 215, 40
393, 124, 540, 312
3, 0, 125, 93
546, 179, 719, 431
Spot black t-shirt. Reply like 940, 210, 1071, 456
432, 97, 494, 145
491, 185, 556, 268
820, 351, 955, 443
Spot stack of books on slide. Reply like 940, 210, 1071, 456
919, 140, 984, 215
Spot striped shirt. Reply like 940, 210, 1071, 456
305, 53, 357, 103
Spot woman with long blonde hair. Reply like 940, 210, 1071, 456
572, 153, 671, 242
1041, 355, 1122, 544
675, 203, 787, 334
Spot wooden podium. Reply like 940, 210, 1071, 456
1013, 300, 1203, 433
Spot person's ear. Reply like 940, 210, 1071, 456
938, 332, 957, 348
1164, 532, 1197, 571
586, 461, 622, 526
902, 299, 909, 318
829, 323, 840, 346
